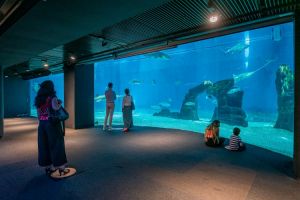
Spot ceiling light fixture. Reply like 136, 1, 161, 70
42, 59, 49, 68
209, 13, 219, 23
207, 0, 220, 23
70, 55, 76, 61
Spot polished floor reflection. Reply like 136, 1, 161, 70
0, 118, 299, 200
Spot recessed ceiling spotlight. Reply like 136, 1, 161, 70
209, 14, 219, 23
207, 0, 219, 23
70, 55, 76, 61
26, 69, 30, 72
42, 59, 49, 68
4, 75, 8, 78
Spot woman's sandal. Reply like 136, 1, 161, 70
50, 167, 77, 179
58, 168, 71, 176
45, 168, 57, 176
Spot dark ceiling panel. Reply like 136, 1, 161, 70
0, 0, 5, 8
2, 0, 300, 78
0, 0, 170, 68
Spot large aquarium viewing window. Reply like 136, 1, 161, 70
29, 73, 64, 117
94, 22, 294, 157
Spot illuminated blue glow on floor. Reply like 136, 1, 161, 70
95, 110, 293, 157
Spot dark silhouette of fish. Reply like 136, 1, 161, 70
233, 59, 275, 83
146, 52, 170, 60
225, 42, 249, 54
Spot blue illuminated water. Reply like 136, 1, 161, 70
30, 22, 294, 157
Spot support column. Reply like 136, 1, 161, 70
64, 64, 94, 129
0, 66, 4, 138
294, 11, 300, 178
4, 77, 30, 117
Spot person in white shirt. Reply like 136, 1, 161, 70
122, 88, 134, 132
103, 82, 116, 131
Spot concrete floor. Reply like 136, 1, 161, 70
0, 118, 299, 200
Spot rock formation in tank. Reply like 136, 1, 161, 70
154, 78, 248, 127
206, 78, 248, 127
153, 60, 279, 127
274, 64, 294, 132
178, 81, 212, 120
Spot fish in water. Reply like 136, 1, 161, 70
146, 52, 170, 60
95, 94, 122, 102
152, 80, 157, 86
272, 26, 282, 42
233, 59, 275, 83
33, 83, 40, 93
159, 102, 171, 108
130, 79, 142, 85
150, 105, 161, 110
280, 136, 288, 141
227, 87, 242, 95
184, 101, 195, 106
94, 95, 106, 102
206, 95, 217, 105
225, 42, 249, 54
174, 80, 182, 86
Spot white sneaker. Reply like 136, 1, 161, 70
108, 126, 112, 131
103, 126, 107, 131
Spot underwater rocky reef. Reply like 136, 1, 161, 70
274, 64, 294, 132
154, 78, 248, 127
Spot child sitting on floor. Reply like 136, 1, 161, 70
204, 120, 225, 147
225, 127, 245, 151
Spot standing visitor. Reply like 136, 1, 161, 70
122, 88, 134, 132
103, 82, 116, 131
35, 80, 74, 178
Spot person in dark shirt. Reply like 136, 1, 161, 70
35, 80, 71, 177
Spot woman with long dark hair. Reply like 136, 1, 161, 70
204, 120, 225, 147
122, 88, 134, 132
35, 80, 70, 177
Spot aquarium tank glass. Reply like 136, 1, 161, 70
29, 73, 64, 117
95, 22, 294, 157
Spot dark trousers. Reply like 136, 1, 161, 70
238, 145, 246, 152
122, 106, 133, 129
38, 120, 67, 167
205, 137, 225, 147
